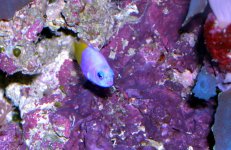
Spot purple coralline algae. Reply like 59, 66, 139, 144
0, 123, 23, 149
0, 53, 18, 74
0, 87, 22, 149
0, 0, 217, 149
61, 0, 84, 27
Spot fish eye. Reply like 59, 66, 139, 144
97, 71, 104, 79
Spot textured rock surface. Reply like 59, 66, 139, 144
0, 0, 216, 149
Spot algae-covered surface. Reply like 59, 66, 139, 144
0, 0, 228, 149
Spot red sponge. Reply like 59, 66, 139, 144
204, 14, 231, 72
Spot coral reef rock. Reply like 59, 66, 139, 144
0, 0, 216, 149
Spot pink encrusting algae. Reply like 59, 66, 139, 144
0, 0, 219, 149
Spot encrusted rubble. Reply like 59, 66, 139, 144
0, 0, 216, 149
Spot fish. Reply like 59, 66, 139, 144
208, 0, 231, 28
182, 0, 231, 28
213, 89, 231, 149
0, 0, 31, 20
182, 0, 207, 27
73, 39, 114, 87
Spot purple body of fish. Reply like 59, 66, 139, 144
79, 45, 114, 87
0, 0, 30, 20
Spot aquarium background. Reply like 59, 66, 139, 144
0, 0, 230, 149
